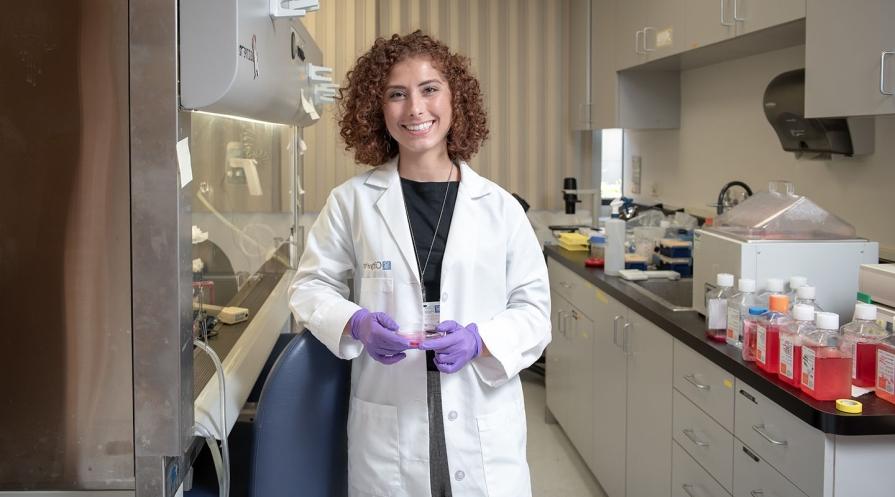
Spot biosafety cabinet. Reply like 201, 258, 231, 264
1, 0, 329, 495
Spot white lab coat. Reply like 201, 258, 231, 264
289, 157, 551, 497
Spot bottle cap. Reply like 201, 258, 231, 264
749, 306, 768, 316
816, 312, 840, 330
793, 304, 815, 322
857, 292, 873, 304
766, 278, 785, 292
835, 399, 863, 414
738, 278, 756, 292
854, 303, 878, 321
717, 273, 734, 287
769, 294, 789, 312
789, 276, 808, 290
797, 285, 816, 299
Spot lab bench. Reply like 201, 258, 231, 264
544, 245, 895, 497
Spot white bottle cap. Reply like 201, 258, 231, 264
717, 273, 734, 287
854, 303, 878, 321
797, 285, 816, 299
793, 304, 815, 322
766, 278, 785, 292
816, 312, 839, 330
738, 278, 756, 292
789, 276, 808, 290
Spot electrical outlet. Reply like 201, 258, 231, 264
631, 156, 642, 194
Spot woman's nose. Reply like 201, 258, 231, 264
407, 94, 424, 117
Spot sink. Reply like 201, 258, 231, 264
622, 278, 696, 312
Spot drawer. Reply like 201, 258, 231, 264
674, 339, 736, 431
733, 440, 809, 497
734, 381, 829, 497
673, 441, 731, 497
673, 389, 734, 492
547, 257, 598, 318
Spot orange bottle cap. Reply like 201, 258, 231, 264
769, 294, 789, 312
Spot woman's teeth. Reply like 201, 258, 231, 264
404, 121, 434, 132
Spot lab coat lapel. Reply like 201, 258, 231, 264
370, 158, 421, 284
441, 162, 489, 292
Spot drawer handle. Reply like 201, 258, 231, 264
684, 374, 711, 391
682, 428, 710, 447
559, 281, 572, 289
681, 484, 703, 497
750, 491, 765, 497
613, 315, 623, 347
752, 424, 787, 446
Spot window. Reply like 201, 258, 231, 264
600, 128, 623, 200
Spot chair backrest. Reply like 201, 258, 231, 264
250, 331, 350, 497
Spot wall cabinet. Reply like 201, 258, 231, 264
805, 0, 895, 117
686, 0, 805, 50
617, 0, 686, 70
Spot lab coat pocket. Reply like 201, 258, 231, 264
347, 396, 401, 496
358, 277, 394, 313
476, 403, 530, 497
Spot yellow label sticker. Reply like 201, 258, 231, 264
723, 379, 734, 389
596, 289, 609, 304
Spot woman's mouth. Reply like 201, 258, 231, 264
402, 120, 435, 136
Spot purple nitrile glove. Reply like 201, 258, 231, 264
419, 320, 483, 374
348, 309, 412, 365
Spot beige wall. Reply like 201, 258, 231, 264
301, 0, 594, 213
624, 44, 895, 256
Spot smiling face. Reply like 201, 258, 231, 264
382, 56, 453, 160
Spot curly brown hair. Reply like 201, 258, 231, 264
338, 30, 489, 166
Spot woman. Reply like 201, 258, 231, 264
289, 30, 550, 497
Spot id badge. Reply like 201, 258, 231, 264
422, 301, 441, 334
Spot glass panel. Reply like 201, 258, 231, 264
188, 112, 296, 307
601, 128, 624, 199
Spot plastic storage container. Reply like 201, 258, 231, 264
756, 295, 792, 374
876, 334, 895, 405
726, 278, 757, 348
842, 303, 890, 388
778, 304, 817, 388
706, 273, 735, 342
801, 312, 852, 401
742, 306, 768, 362
794, 285, 824, 312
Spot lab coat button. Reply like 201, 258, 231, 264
441, 292, 448, 301
448, 411, 458, 421
454, 470, 465, 481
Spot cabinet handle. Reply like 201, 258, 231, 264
750, 491, 765, 497
613, 315, 623, 347
557, 311, 566, 336
752, 424, 788, 446
682, 428, 710, 447
733, 0, 744, 21
559, 281, 572, 289
720, 0, 734, 26
622, 322, 632, 354
681, 484, 702, 497
882, 51, 894, 96
634, 30, 645, 55
642, 26, 656, 52
684, 374, 711, 391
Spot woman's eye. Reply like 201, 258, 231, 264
423, 86, 439, 95
387, 91, 405, 100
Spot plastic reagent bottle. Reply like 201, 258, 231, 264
742, 306, 768, 362
756, 294, 792, 374
875, 332, 895, 405
604, 198, 626, 276
794, 285, 824, 312
801, 312, 852, 401
706, 273, 735, 342
842, 303, 890, 388
759, 278, 786, 307
787, 275, 808, 302
726, 278, 757, 348
778, 304, 816, 388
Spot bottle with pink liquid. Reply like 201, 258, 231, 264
842, 303, 890, 388
801, 312, 853, 401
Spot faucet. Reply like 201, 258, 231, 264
717, 181, 753, 215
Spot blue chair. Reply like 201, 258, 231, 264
188, 331, 350, 497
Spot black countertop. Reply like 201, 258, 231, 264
545, 245, 895, 436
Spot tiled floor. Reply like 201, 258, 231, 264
522, 371, 608, 497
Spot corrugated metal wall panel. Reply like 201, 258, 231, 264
302, 0, 593, 213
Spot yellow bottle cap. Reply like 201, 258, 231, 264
835, 399, 863, 414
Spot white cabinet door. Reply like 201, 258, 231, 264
591, 0, 619, 129
546, 292, 572, 430
590, 292, 629, 497
625, 311, 673, 497
644, 0, 687, 59
616, 0, 650, 70
567, 306, 595, 468
733, 440, 809, 497
685, 0, 737, 49
735, 0, 805, 36
570, 0, 593, 130
805, 0, 895, 117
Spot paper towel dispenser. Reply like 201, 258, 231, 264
763, 69, 873, 159
180, 0, 336, 125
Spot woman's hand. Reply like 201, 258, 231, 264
419, 320, 483, 373
348, 309, 412, 364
